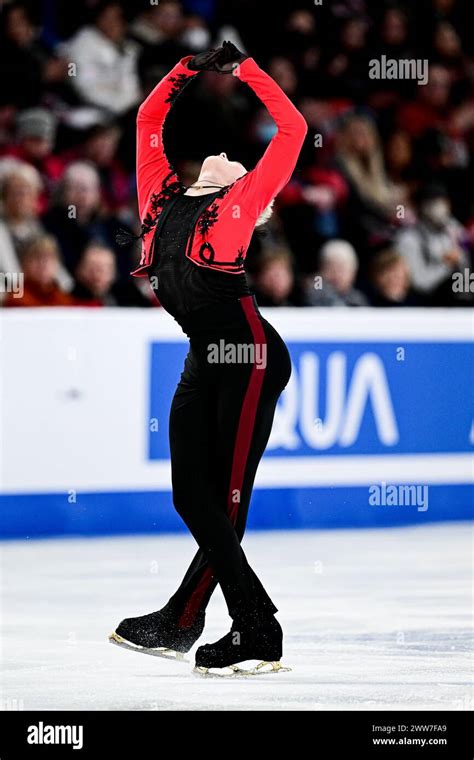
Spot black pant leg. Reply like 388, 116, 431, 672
168, 311, 291, 626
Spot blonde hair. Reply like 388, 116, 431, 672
21, 234, 59, 260
336, 115, 394, 209
255, 199, 275, 228
0, 159, 43, 208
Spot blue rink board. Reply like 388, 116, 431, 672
2, 337, 472, 538
0, 485, 472, 539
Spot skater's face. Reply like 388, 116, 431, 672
199, 153, 247, 187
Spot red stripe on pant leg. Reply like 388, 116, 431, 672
178, 566, 213, 628
178, 297, 266, 628
227, 296, 267, 524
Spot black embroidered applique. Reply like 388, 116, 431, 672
165, 73, 192, 106
197, 242, 244, 271
197, 204, 219, 236
182, 178, 245, 270
141, 171, 184, 238
217, 185, 231, 198
234, 247, 245, 267
196, 185, 231, 238
198, 242, 215, 264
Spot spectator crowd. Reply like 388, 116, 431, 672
0, 0, 473, 308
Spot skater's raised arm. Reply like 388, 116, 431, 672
231, 51, 308, 219
136, 57, 199, 219
136, 46, 235, 221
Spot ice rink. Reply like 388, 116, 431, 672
1, 524, 472, 711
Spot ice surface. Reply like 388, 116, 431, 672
0, 525, 472, 711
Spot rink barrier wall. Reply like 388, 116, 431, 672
0, 308, 472, 538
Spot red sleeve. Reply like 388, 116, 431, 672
233, 58, 308, 219
136, 56, 199, 219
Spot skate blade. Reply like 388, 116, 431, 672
108, 631, 188, 662
193, 661, 292, 678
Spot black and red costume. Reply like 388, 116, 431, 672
115, 54, 307, 660
131, 55, 307, 278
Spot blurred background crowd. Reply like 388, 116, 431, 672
0, 0, 473, 309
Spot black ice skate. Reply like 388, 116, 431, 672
109, 602, 205, 662
193, 614, 291, 677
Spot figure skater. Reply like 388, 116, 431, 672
110, 42, 307, 674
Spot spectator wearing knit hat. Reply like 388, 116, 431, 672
2, 108, 63, 209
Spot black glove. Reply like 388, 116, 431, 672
187, 47, 223, 72
187, 41, 248, 73
214, 40, 248, 72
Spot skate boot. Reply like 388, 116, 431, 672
109, 601, 205, 661
193, 613, 291, 677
